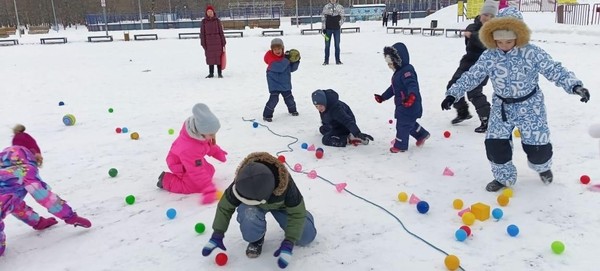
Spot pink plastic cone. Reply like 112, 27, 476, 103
589, 184, 600, 192
409, 194, 421, 204
443, 167, 454, 176
307, 144, 316, 151
335, 183, 347, 192
458, 207, 471, 217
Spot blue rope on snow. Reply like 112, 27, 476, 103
243, 117, 466, 271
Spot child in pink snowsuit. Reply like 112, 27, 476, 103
157, 103, 227, 204
0, 145, 91, 257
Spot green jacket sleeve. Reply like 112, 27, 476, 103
285, 199, 307, 243
212, 184, 241, 234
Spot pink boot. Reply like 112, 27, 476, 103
65, 214, 92, 228
33, 217, 58, 230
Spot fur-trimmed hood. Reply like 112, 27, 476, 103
480, 6, 530, 49
234, 152, 289, 196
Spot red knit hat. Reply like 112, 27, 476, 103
206, 5, 215, 14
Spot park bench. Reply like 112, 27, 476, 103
301, 29, 322, 35
262, 30, 283, 36
401, 27, 422, 34
134, 34, 158, 41
445, 28, 466, 38
178, 32, 200, 39
40, 37, 67, 44
341, 27, 360, 33
224, 31, 244, 38
0, 39, 18, 46
29, 26, 50, 34
87, 35, 113, 42
422, 28, 444, 36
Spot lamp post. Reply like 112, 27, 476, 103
13, 0, 21, 37
138, 0, 144, 30
295, 0, 298, 28
51, 0, 59, 31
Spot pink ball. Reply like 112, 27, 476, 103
294, 163, 302, 172
308, 170, 317, 179
443, 131, 451, 138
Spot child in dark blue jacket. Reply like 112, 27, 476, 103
375, 42, 430, 153
263, 38, 301, 122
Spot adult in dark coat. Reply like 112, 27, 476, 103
382, 10, 389, 26
200, 5, 226, 78
445, 1, 497, 132
391, 9, 398, 26
311, 89, 373, 147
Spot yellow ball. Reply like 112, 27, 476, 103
497, 194, 510, 206
444, 255, 460, 270
397, 192, 408, 202
462, 212, 476, 225
513, 128, 521, 138
130, 132, 140, 140
216, 190, 223, 200
452, 199, 464, 210
502, 188, 513, 198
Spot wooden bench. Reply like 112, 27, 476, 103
40, 37, 67, 44
301, 28, 322, 35
262, 30, 284, 36
0, 39, 18, 46
87, 35, 113, 42
224, 31, 244, 38
445, 28, 466, 38
178, 32, 200, 39
134, 34, 158, 40
422, 28, 444, 36
341, 27, 360, 33
401, 27, 422, 34
29, 26, 50, 35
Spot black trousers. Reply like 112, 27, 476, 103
446, 65, 490, 120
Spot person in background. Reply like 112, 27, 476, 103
321, 0, 345, 65
200, 5, 226, 78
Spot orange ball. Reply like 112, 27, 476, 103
452, 199, 463, 210
130, 132, 140, 140
497, 194, 509, 206
444, 254, 460, 270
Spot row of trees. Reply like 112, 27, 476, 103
0, 1, 392, 27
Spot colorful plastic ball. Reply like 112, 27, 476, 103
122, 127, 129, 133
580, 175, 591, 184
492, 208, 504, 220
443, 131, 451, 138
215, 252, 228, 266
115, 127, 122, 133
166, 208, 177, 219
301, 143, 308, 149
513, 128, 521, 138
455, 229, 468, 242
130, 132, 140, 140
307, 170, 317, 179
461, 212, 475, 226
551, 241, 565, 254
62, 114, 76, 126
294, 163, 302, 172
497, 194, 510, 206
459, 225, 471, 236
452, 199, 463, 210
108, 108, 114, 113
388, 119, 393, 124
252, 122, 258, 128
195, 223, 206, 234
108, 168, 118, 177
502, 188, 514, 198
315, 150, 324, 159
397, 192, 408, 202
444, 255, 460, 271
125, 195, 135, 205
216, 190, 223, 200
58, 101, 65, 106
277, 155, 286, 163
416, 201, 429, 214
316, 147, 324, 152
168, 128, 175, 135
507, 224, 519, 237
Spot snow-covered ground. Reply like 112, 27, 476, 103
1, 4, 599, 271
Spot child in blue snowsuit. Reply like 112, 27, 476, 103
262, 38, 301, 122
375, 42, 430, 153
442, 7, 590, 191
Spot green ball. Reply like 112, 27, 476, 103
168, 128, 175, 135
125, 195, 135, 205
195, 223, 206, 234
108, 108, 114, 113
108, 168, 118, 177
551, 241, 565, 254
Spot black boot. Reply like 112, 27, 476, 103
206, 65, 214, 78
157, 171, 165, 189
217, 65, 223, 78
451, 107, 472, 124
246, 236, 265, 258
486, 180, 506, 192
540, 170, 553, 184
474, 118, 488, 133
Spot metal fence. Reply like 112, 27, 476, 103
555, 3, 600, 25
518, 0, 557, 12
592, 3, 600, 24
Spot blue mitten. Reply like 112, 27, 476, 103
202, 232, 226, 256
273, 240, 294, 269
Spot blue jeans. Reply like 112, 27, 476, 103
236, 204, 317, 246
324, 29, 341, 63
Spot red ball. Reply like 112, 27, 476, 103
315, 150, 323, 159
459, 225, 471, 236
115, 127, 122, 133
388, 119, 393, 124
215, 252, 228, 266
580, 175, 591, 184
277, 155, 286, 163
443, 131, 451, 138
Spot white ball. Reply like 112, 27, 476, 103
589, 124, 600, 138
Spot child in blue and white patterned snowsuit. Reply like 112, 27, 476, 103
442, 7, 590, 192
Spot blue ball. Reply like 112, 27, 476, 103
492, 208, 504, 220
455, 229, 467, 242
507, 224, 519, 237
252, 122, 259, 128
166, 208, 177, 219
122, 127, 129, 133
301, 143, 308, 149
416, 201, 429, 214
58, 101, 65, 106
